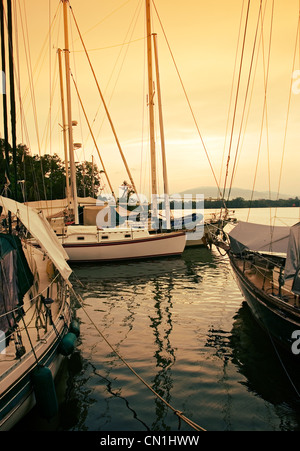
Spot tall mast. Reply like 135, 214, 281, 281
57, 48, 72, 211
62, 0, 79, 224
146, 0, 157, 210
7, 0, 17, 201
153, 32, 171, 228
0, 0, 10, 186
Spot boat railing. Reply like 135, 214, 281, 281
0, 269, 69, 360
237, 251, 299, 308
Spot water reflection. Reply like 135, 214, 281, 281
13, 246, 300, 431
205, 300, 300, 431
149, 277, 176, 431
231, 304, 300, 410
68, 249, 216, 431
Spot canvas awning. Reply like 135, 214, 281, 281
228, 221, 291, 256
0, 197, 72, 281
25, 196, 97, 217
284, 222, 300, 294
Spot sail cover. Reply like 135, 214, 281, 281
284, 222, 300, 294
228, 221, 291, 255
0, 197, 72, 281
0, 234, 34, 333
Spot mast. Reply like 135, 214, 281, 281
7, 0, 17, 201
153, 33, 171, 229
0, 0, 10, 186
146, 0, 157, 215
0, 0, 12, 233
62, 0, 79, 224
58, 48, 72, 212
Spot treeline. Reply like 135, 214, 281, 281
0, 140, 101, 201
204, 196, 300, 209
161, 196, 300, 209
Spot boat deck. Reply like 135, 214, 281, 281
234, 256, 300, 309
0, 245, 65, 377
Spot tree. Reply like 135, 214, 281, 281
76, 161, 101, 198
0, 138, 102, 201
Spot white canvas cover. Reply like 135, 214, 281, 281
25, 196, 97, 217
284, 223, 300, 294
0, 197, 72, 281
228, 221, 291, 255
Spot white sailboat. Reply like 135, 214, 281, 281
55, 0, 186, 263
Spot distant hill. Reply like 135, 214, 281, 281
179, 186, 295, 201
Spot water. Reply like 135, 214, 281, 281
15, 208, 300, 431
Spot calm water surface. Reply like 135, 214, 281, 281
15, 208, 300, 431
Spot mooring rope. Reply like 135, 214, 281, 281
67, 281, 206, 432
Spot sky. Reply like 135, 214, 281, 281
2, 0, 300, 199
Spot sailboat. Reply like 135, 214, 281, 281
213, 221, 300, 356
207, 1, 300, 357
49, 0, 186, 263
0, 0, 77, 430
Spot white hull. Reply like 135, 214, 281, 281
60, 226, 186, 262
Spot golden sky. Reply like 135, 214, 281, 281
4, 0, 300, 198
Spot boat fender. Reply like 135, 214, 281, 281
58, 332, 77, 356
69, 319, 80, 337
32, 366, 58, 420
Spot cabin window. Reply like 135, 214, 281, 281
102, 235, 109, 240
124, 234, 131, 238
77, 236, 85, 241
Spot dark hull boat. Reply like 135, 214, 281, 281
214, 221, 300, 357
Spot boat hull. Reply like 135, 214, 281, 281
0, 306, 71, 431
63, 230, 186, 263
229, 253, 300, 355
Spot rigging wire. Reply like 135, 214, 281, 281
151, 0, 225, 205
218, 0, 246, 191
70, 73, 117, 202
69, 3, 140, 201
227, 0, 264, 203
222, 0, 251, 201
72, 36, 146, 52
233, 1, 268, 203
91, 0, 144, 157
74, 0, 133, 43
15, 1, 66, 207
247, 0, 274, 222
273, 6, 300, 228
17, 0, 47, 200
